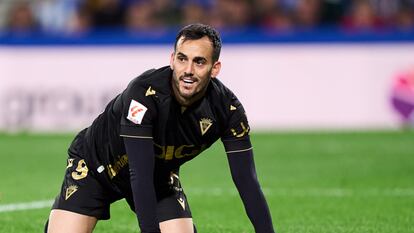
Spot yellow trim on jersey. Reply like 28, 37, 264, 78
120, 134, 153, 139
226, 147, 253, 154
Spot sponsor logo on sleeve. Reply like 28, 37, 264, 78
145, 86, 156, 96
127, 100, 148, 124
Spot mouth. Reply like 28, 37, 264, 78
180, 76, 197, 85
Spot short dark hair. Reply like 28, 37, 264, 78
174, 23, 222, 62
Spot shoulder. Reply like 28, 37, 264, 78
126, 66, 172, 95
205, 78, 247, 126
120, 66, 172, 113
121, 66, 172, 105
118, 67, 172, 128
208, 78, 242, 109
209, 78, 236, 100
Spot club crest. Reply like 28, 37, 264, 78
199, 118, 213, 136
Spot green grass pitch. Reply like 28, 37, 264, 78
0, 130, 413, 233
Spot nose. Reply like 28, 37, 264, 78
184, 62, 194, 76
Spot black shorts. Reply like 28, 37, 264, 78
52, 140, 192, 222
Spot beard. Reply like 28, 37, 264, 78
171, 69, 212, 105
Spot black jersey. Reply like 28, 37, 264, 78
81, 66, 251, 183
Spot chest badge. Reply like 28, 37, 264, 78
199, 118, 213, 136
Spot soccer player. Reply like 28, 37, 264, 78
45, 23, 275, 233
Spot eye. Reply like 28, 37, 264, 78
195, 59, 206, 66
177, 56, 186, 63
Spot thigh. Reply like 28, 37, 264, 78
160, 218, 194, 233
156, 172, 194, 233
48, 209, 97, 233
156, 172, 192, 222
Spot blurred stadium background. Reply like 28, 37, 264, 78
1, 0, 414, 232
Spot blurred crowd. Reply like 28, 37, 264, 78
1, 0, 414, 35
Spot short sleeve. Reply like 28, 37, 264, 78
119, 79, 156, 138
221, 96, 252, 153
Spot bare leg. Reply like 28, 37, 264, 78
159, 218, 194, 233
47, 209, 98, 233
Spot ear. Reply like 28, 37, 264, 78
210, 61, 221, 78
170, 52, 175, 70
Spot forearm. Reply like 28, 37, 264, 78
124, 137, 160, 233
227, 149, 275, 233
